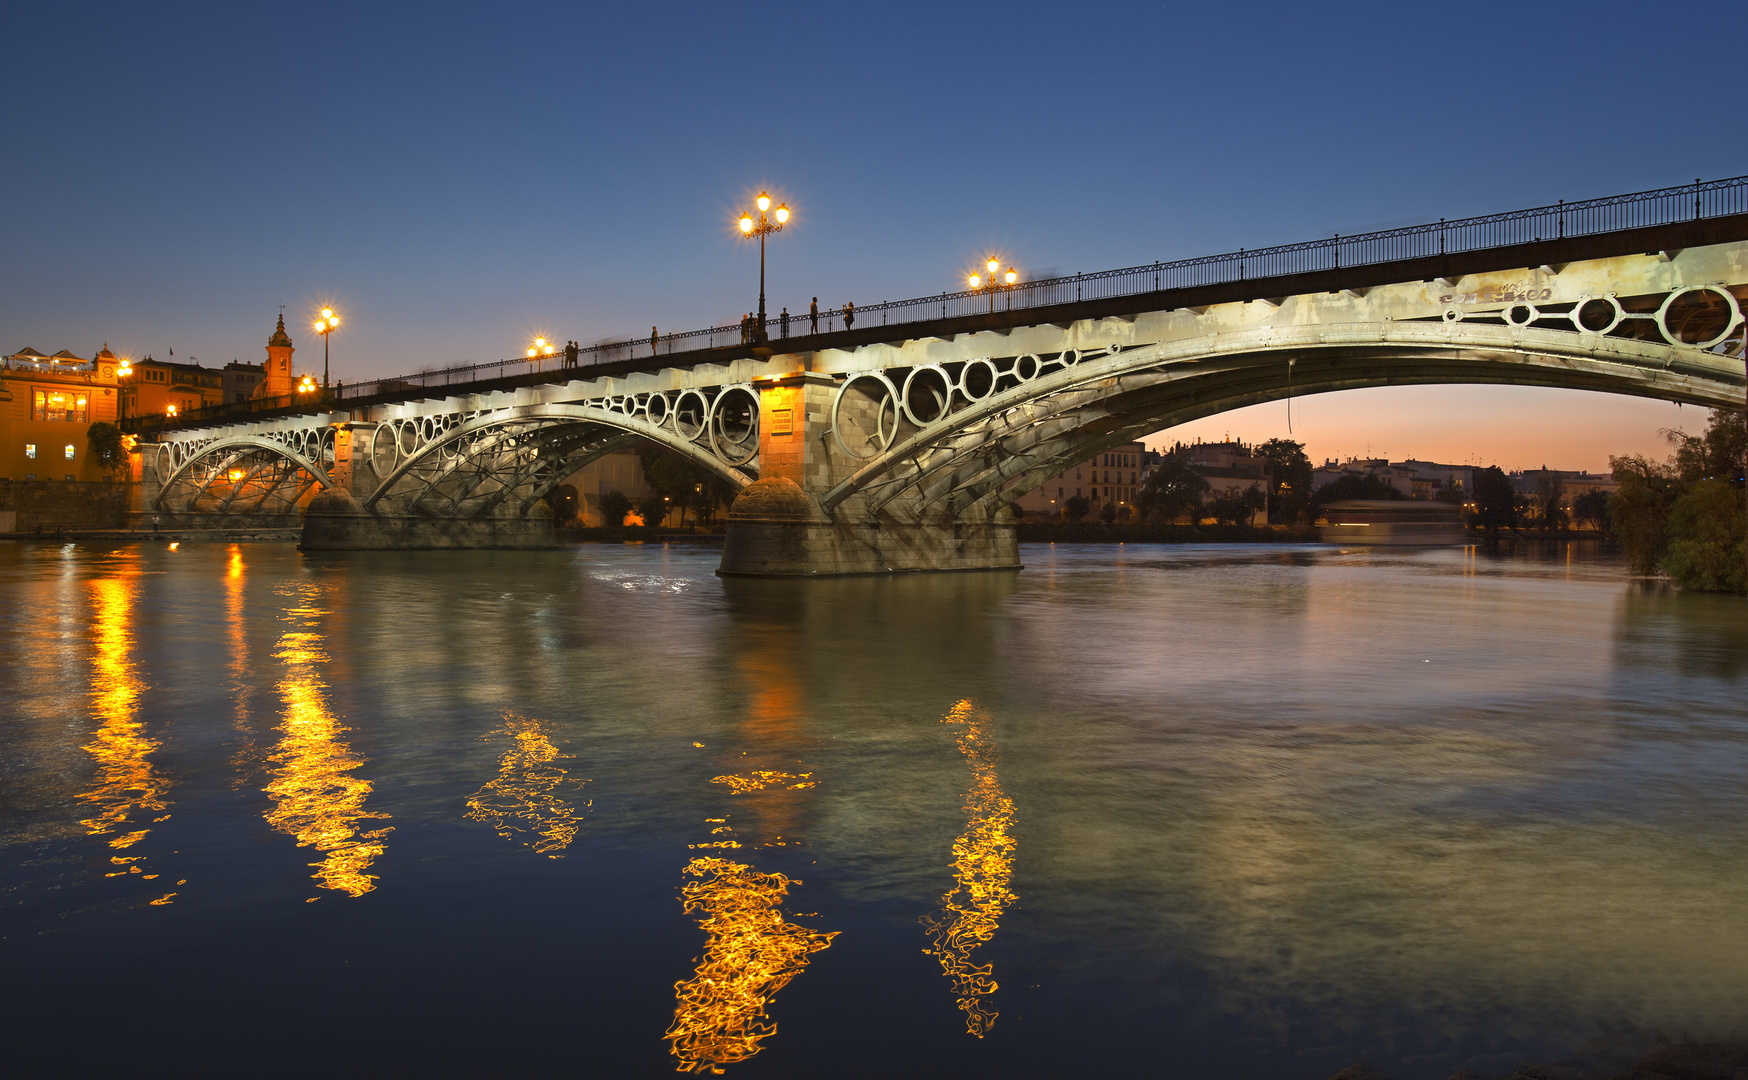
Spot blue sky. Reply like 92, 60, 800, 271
5, 0, 1744, 469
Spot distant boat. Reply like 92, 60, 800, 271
1318, 499, 1467, 546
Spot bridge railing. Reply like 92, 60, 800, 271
131, 175, 1748, 433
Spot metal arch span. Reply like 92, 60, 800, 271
821, 321, 1746, 515
152, 434, 332, 512
362, 402, 757, 512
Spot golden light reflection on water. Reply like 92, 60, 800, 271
709, 771, 814, 795
665, 855, 839, 1074
464, 712, 588, 857
262, 587, 390, 898
78, 575, 175, 903
922, 699, 1017, 1038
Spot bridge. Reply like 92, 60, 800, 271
128, 177, 1748, 575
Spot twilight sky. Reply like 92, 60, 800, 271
5, 0, 1744, 472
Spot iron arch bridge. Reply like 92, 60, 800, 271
822, 283, 1746, 519
138, 239, 1746, 570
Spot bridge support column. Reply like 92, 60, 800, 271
719, 370, 1019, 576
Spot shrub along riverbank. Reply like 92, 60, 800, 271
1610, 408, 1746, 594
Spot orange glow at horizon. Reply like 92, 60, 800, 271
922, 699, 1017, 1038
262, 586, 390, 897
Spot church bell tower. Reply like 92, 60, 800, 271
262, 313, 295, 398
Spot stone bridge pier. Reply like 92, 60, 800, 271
720, 372, 1018, 575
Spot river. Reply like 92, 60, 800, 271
2, 540, 1745, 1078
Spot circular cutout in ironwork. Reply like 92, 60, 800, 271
830, 373, 900, 460
673, 390, 710, 441
1505, 304, 1537, 327
1574, 296, 1623, 334
959, 358, 998, 401
643, 393, 669, 426
901, 366, 953, 427
707, 386, 760, 466
1013, 354, 1040, 381
1442, 309, 1461, 323
1658, 285, 1741, 349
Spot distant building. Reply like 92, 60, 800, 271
2, 345, 123, 481
223, 361, 265, 404
123, 355, 225, 419
1012, 441, 1147, 518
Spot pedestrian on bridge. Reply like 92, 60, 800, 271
564, 340, 578, 369
651, 327, 659, 357
780, 307, 789, 340
809, 297, 819, 334
843, 301, 854, 330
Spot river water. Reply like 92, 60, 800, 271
2, 540, 1745, 1079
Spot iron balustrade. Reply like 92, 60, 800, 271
129, 175, 1748, 433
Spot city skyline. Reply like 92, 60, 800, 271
5, 1, 1743, 474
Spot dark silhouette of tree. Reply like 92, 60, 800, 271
638, 445, 733, 527
636, 493, 668, 529
1207, 484, 1267, 526
85, 422, 126, 475
1098, 501, 1118, 524
598, 489, 631, 528
1135, 451, 1209, 523
1311, 472, 1405, 509
1469, 466, 1519, 535
1062, 494, 1091, 521
1572, 489, 1611, 533
1664, 478, 1746, 593
1534, 473, 1567, 532
1255, 438, 1312, 524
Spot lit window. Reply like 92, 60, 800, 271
64, 444, 76, 460
25, 443, 36, 459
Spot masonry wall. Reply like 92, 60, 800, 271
0, 479, 133, 532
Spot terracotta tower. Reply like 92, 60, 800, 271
261, 314, 295, 398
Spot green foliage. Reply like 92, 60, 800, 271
1662, 479, 1746, 593
638, 444, 733, 526
1311, 472, 1406, 508
1135, 451, 1209, 523
1571, 488, 1611, 533
598, 489, 632, 528
1468, 466, 1518, 534
1098, 500, 1118, 524
86, 422, 126, 473
1669, 409, 1746, 484
1062, 494, 1091, 521
1255, 438, 1313, 524
1207, 484, 1267, 526
636, 493, 669, 528
1609, 454, 1683, 576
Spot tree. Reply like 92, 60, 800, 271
636, 493, 669, 529
1571, 489, 1611, 533
1469, 466, 1519, 535
1663, 478, 1746, 593
1098, 500, 1118, 524
1608, 454, 1680, 575
598, 489, 631, 528
638, 445, 734, 527
86, 422, 127, 475
1311, 472, 1405, 509
1135, 451, 1209, 523
1255, 438, 1312, 524
1533, 473, 1566, 532
1207, 484, 1267, 526
1062, 494, 1091, 521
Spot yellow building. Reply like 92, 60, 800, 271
1014, 441, 1147, 518
121, 355, 225, 421
2, 346, 123, 481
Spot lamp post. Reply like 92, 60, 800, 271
738, 192, 789, 345
115, 357, 133, 426
297, 374, 318, 399
967, 257, 1018, 314
313, 308, 340, 392
526, 337, 556, 370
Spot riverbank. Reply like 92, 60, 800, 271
1017, 520, 1319, 543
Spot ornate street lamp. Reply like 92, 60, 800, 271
526, 337, 556, 366
967, 257, 1018, 314
313, 307, 340, 391
297, 374, 318, 396
738, 192, 789, 345
115, 357, 133, 425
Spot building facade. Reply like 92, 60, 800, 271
1013, 441, 1148, 518
123, 356, 225, 420
2, 346, 123, 482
